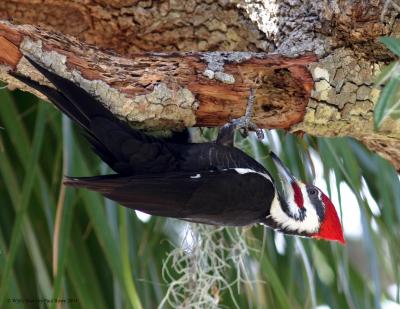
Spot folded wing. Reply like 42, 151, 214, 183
65, 170, 274, 226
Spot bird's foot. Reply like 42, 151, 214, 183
232, 89, 264, 140
216, 89, 264, 147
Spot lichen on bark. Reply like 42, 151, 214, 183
17, 37, 198, 130
292, 48, 400, 168
201, 51, 256, 84
0, 0, 269, 54
293, 48, 381, 136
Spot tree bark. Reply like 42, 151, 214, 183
0, 21, 314, 131
0, 0, 399, 169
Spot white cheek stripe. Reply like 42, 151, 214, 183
285, 185, 298, 216
232, 168, 272, 182
269, 183, 320, 234
234, 168, 321, 234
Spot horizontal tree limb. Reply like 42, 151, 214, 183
0, 21, 315, 131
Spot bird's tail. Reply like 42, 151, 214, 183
10, 68, 91, 132
63, 174, 127, 193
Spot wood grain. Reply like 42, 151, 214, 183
0, 21, 316, 130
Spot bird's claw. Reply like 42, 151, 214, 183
231, 116, 264, 139
216, 88, 264, 146
231, 89, 264, 140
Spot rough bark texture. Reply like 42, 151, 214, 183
0, 0, 399, 169
0, 21, 314, 131
0, 0, 268, 53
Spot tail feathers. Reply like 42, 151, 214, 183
63, 174, 126, 192
9, 71, 91, 131
13, 57, 182, 175
25, 57, 113, 121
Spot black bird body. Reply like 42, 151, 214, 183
11, 58, 345, 243
72, 171, 274, 226
12, 58, 275, 226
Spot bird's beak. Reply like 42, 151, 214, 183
270, 151, 299, 199
270, 152, 296, 183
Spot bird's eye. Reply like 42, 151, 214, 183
308, 188, 318, 196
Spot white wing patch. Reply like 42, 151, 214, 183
233, 168, 272, 182
190, 174, 201, 179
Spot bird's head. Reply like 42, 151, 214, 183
267, 152, 345, 244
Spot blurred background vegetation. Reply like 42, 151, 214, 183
0, 84, 399, 309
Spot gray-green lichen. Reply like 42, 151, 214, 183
17, 38, 198, 130
235, 0, 328, 56
236, 0, 398, 58
292, 48, 400, 139
201, 51, 257, 84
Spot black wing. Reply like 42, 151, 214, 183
11, 58, 268, 175
65, 170, 274, 226
11, 59, 184, 174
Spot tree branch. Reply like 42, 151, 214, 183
0, 20, 315, 131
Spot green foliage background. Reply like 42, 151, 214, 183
374, 37, 400, 130
0, 87, 399, 308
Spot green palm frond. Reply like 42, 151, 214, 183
0, 88, 399, 308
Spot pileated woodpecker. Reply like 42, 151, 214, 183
11, 57, 345, 244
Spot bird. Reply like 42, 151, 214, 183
10, 57, 345, 244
